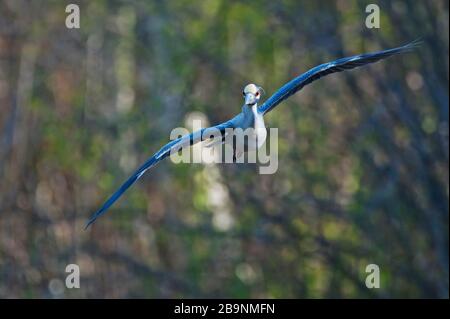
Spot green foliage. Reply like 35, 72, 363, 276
0, 0, 447, 298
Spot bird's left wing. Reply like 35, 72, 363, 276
85, 118, 236, 229
258, 40, 421, 115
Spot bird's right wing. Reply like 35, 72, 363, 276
85, 117, 237, 229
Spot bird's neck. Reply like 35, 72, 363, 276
243, 103, 258, 117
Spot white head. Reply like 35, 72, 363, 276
243, 83, 264, 106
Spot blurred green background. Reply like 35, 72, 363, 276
0, 0, 448, 298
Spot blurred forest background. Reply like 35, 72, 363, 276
0, 0, 448, 298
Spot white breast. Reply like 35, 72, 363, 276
247, 105, 267, 150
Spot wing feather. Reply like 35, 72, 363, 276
258, 40, 421, 115
85, 119, 235, 229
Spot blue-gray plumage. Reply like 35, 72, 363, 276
85, 40, 420, 229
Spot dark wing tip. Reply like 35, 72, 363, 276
84, 209, 103, 230
84, 218, 95, 230
401, 38, 423, 51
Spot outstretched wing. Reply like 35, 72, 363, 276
258, 40, 421, 115
85, 118, 236, 229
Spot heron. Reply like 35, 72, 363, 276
85, 40, 420, 229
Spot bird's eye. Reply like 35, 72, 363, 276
242, 91, 245, 96
255, 92, 260, 97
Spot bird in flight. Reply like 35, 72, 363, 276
85, 40, 420, 229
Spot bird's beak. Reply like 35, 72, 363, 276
245, 93, 256, 105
